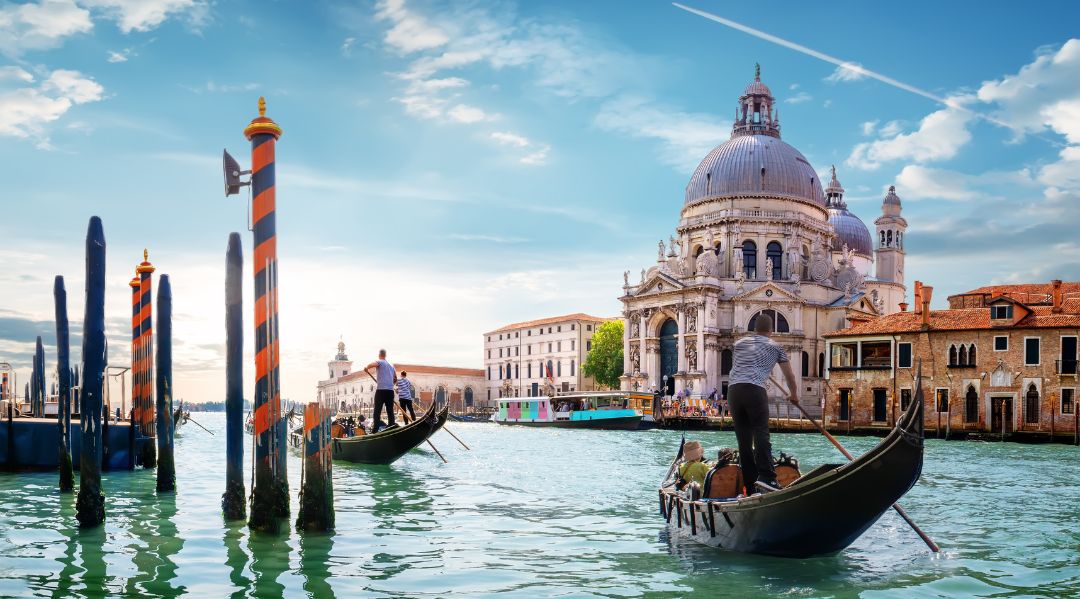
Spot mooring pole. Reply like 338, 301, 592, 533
129, 275, 141, 458
223, 233, 246, 520
55, 277, 74, 491
76, 216, 107, 528
245, 97, 288, 530
296, 400, 334, 531
33, 337, 45, 418
156, 275, 176, 493
137, 251, 156, 468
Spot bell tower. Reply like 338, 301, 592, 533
328, 339, 352, 380
731, 63, 781, 139
874, 186, 907, 285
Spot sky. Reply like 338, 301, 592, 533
1, 0, 1079, 405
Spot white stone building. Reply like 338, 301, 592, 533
619, 66, 908, 403
316, 341, 483, 413
483, 313, 611, 404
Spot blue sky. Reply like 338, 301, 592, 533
2, 0, 1079, 403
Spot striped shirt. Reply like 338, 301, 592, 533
396, 378, 414, 400
729, 334, 789, 388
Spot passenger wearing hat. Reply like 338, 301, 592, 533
676, 441, 710, 489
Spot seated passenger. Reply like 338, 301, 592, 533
355, 414, 369, 436
676, 440, 710, 490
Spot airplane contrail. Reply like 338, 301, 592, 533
672, 2, 1020, 132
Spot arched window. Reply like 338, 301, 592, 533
801, 351, 809, 377
897, 232, 903, 248
464, 387, 474, 407
958, 345, 967, 366
1025, 384, 1040, 424
766, 241, 783, 280
968, 344, 977, 366
965, 386, 978, 423
748, 309, 790, 333
435, 386, 447, 406
742, 240, 757, 279
721, 349, 733, 375
887, 230, 893, 247
949, 345, 958, 366
880, 230, 886, 246
571, 359, 575, 376
818, 352, 825, 377
499, 365, 504, 379
695, 245, 704, 258
547, 360, 554, 379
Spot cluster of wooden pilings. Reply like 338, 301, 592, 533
221, 98, 334, 534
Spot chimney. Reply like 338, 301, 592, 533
921, 285, 934, 327
1052, 279, 1063, 313
899, 302, 909, 312
913, 281, 924, 315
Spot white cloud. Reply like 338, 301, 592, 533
878, 120, 903, 137
80, 0, 203, 34
106, 49, 128, 62
447, 103, 491, 123
340, 36, 355, 57
594, 96, 729, 171
488, 130, 550, 165
824, 62, 867, 83
183, 80, 260, 94
0, 68, 103, 143
374, 0, 448, 54
860, 120, 877, 136
846, 104, 973, 170
784, 91, 812, 104
894, 165, 979, 201
0, 0, 92, 56
0, 66, 34, 82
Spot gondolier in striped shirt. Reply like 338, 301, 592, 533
396, 370, 416, 421
729, 314, 799, 494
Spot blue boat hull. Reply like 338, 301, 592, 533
0, 418, 150, 471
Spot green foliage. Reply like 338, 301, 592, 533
582, 320, 624, 390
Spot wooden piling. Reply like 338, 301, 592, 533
33, 337, 45, 418
137, 251, 157, 468
245, 97, 288, 530
296, 401, 334, 532
76, 216, 107, 528
222, 233, 246, 520
156, 275, 176, 493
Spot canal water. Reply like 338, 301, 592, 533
1, 414, 1077, 597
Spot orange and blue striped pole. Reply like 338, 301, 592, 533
129, 275, 140, 439
245, 96, 288, 531
137, 250, 156, 468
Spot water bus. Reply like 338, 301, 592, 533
493, 392, 643, 430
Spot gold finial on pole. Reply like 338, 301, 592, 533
258, 96, 266, 117
143, 248, 149, 261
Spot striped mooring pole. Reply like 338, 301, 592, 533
76, 216, 107, 528
155, 275, 175, 493
54, 276, 74, 492
129, 274, 140, 446
222, 233, 246, 520
137, 250, 156, 468
245, 97, 289, 531
296, 399, 334, 532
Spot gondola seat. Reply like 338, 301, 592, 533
703, 464, 744, 499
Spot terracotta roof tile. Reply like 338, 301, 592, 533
950, 281, 1080, 305
825, 302, 1080, 337
487, 313, 611, 334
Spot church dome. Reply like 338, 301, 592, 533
684, 135, 826, 206
684, 65, 825, 207
828, 205, 873, 256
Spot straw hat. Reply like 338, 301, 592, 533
684, 440, 704, 461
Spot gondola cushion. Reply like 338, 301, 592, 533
703, 464, 743, 499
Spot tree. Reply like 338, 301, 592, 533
582, 320, 624, 390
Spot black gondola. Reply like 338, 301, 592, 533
332, 402, 449, 465
659, 374, 926, 558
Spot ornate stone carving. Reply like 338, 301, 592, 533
658, 239, 665, 261
686, 308, 697, 333
630, 319, 640, 339
629, 345, 640, 372
623, 270, 629, 287
735, 270, 746, 293
640, 268, 646, 283
686, 339, 698, 371
765, 257, 774, 281
695, 250, 718, 277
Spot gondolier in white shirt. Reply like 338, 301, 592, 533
728, 314, 799, 494
363, 349, 397, 431
396, 370, 416, 421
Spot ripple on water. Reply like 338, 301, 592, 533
1, 416, 1079, 597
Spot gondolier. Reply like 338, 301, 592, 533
396, 370, 416, 421
363, 349, 397, 432
729, 315, 799, 493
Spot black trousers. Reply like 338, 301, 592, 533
399, 397, 416, 420
373, 389, 396, 428
728, 383, 776, 490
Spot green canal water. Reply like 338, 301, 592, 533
1, 413, 1078, 598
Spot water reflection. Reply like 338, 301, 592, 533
52, 494, 80, 599
76, 525, 108, 597
298, 531, 334, 597
223, 522, 251, 598
125, 480, 186, 595
367, 466, 432, 529
248, 530, 291, 597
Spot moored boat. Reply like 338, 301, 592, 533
658, 376, 926, 558
493, 392, 643, 430
332, 401, 448, 465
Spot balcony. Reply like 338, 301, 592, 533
1057, 359, 1078, 375
947, 362, 977, 369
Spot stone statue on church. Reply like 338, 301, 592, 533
765, 257, 774, 281
623, 270, 629, 286
629, 345, 640, 373
658, 240, 665, 261
640, 268, 646, 283
686, 340, 698, 371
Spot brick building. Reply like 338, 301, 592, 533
823, 280, 1079, 440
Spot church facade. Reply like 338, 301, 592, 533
619, 66, 908, 404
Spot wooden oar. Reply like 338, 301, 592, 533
769, 375, 940, 553
365, 369, 448, 463
184, 415, 215, 436
441, 426, 470, 450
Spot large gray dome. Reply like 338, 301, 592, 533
684, 135, 826, 206
828, 205, 873, 256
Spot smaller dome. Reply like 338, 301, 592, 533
829, 205, 873, 257
883, 185, 902, 206
743, 80, 772, 97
